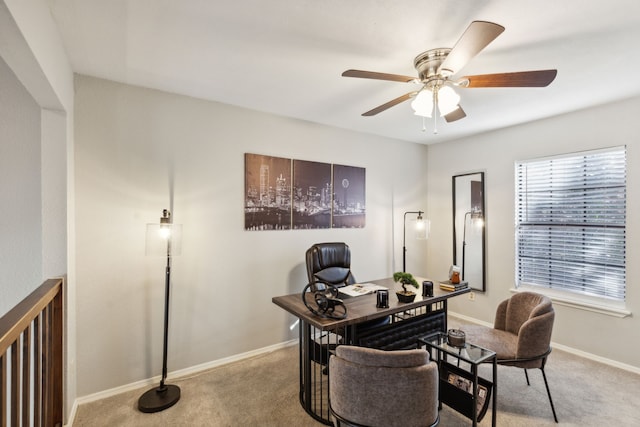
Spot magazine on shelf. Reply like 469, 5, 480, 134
340, 283, 388, 297
447, 373, 488, 414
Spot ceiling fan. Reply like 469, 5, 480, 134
342, 21, 557, 126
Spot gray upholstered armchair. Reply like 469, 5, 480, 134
461, 291, 558, 422
329, 345, 440, 427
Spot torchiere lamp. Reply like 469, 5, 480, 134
403, 211, 430, 273
461, 209, 483, 280
138, 209, 182, 413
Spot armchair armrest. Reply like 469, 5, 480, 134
515, 309, 555, 360
493, 299, 508, 331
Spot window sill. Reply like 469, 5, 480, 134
510, 287, 631, 318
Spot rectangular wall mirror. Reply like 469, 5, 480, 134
453, 172, 486, 291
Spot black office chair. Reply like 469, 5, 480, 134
305, 242, 356, 290
305, 242, 390, 335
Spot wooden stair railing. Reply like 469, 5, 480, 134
0, 278, 63, 427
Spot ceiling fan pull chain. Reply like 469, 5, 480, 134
422, 116, 427, 132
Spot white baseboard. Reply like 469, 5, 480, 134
64, 400, 78, 427
448, 311, 493, 328
448, 311, 640, 375
67, 339, 298, 426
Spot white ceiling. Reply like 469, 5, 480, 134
47, 0, 640, 144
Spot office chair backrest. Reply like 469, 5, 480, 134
305, 242, 356, 287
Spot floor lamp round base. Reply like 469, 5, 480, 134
138, 384, 181, 413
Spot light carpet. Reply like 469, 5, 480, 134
73, 322, 640, 426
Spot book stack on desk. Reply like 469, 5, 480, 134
439, 280, 469, 292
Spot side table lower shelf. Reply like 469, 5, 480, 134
440, 362, 493, 422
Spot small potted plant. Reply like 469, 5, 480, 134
393, 272, 419, 303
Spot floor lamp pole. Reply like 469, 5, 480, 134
139, 211, 181, 413
160, 251, 171, 388
403, 215, 407, 273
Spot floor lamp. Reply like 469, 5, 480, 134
403, 211, 429, 272
138, 209, 182, 413
461, 209, 483, 280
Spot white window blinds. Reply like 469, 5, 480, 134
515, 147, 626, 301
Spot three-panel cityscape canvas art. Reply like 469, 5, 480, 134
244, 153, 365, 230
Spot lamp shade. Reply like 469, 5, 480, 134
145, 223, 182, 256
470, 210, 484, 228
437, 86, 460, 116
412, 86, 461, 118
411, 89, 433, 118
415, 217, 430, 240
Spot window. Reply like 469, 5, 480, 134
515, 147, 626, 301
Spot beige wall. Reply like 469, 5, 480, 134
1, 0, 74, 418
73, 75, 429, 396
426, 97, 640, 369
0, 55, 42, 316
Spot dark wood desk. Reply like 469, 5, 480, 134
272, 277, 470, 425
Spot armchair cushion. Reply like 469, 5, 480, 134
462, 325, 518, 361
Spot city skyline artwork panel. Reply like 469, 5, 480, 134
244, 153, 366, 230
244, 153, 292, 230
293, 159, 332, 229
332, 164, 365, 228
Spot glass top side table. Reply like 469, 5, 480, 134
420, 332, 496, 364
419, 332, 497, 427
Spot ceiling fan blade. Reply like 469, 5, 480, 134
444, 106, 466, 123
462, 69, 557, 87
439, 21, 505, 76
362, 92, 415, 116
342, 69, 416, 83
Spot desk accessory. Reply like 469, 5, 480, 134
449, 265, 461, 284
440, 280, 468, 292
447, 329, 466, 348
376, 289, 389, 308
393, 272, 419, 303
422, 280, 434, 297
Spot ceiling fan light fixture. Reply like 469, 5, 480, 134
343, 21, 557, 129
436, 86, 461, 116
411, 89, 433, 117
